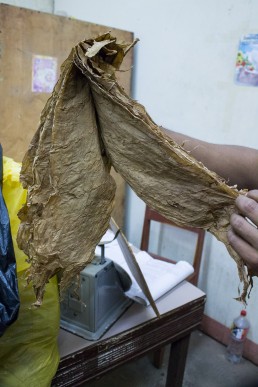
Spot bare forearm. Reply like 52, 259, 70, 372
163, 128, 258, 190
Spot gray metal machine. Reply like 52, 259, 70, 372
60, 233, 132, 341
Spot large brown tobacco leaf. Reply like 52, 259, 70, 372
17, 51, 117, 305
18, 33, 252, 307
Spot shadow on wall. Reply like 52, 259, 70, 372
197, 231, 213, 291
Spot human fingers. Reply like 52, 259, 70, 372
230, 213, 258, 250
235, 194, 258, 228
246, 189, 258, 201
227, 229, 258, 275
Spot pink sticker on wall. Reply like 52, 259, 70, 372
32, 55, 57, 93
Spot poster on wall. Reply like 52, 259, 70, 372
235, 34, 258, 87
32, 55, 58, 93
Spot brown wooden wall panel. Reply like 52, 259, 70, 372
0, 4, 134, 226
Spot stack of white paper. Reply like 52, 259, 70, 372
95, 230, 194, 306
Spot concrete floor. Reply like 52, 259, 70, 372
84, 330, 258, 387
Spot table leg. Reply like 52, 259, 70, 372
165, 333, 191, 387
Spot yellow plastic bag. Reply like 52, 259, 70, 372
0, 156, 60, 387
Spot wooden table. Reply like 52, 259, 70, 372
52, 281, 205, 387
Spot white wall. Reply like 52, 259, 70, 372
1, 0, 53, 12
54, 0, 258, 343
3, 0, 257, 342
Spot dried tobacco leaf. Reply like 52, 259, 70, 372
17, 52, 116, 305
73, 33, 252, 302
18, 33, 252, 307
17, 36, 158, 313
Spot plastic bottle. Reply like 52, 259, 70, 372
226, 310, 250, 364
